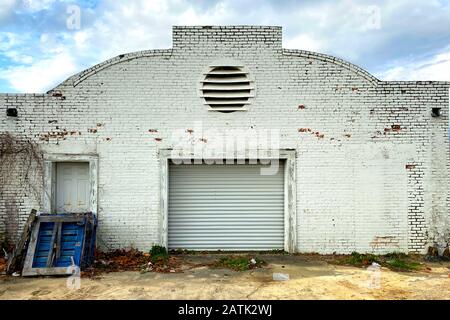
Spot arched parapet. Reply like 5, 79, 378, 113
48, 49, 173, 93
283, 49, 380, 86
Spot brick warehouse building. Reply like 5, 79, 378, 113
1, 26, 449, 254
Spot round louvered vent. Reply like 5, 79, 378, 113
200, 66, 254, 112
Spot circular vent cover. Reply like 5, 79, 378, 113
200, 65, 254, 112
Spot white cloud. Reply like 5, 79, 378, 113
3, 50, 33, 64
0, 0, 16, 21
1, 52, 77, 92
1, 0, 450, 92
376, 50, 450, 81
0, 32, 21, 51
284, 34, 324, 52
22, 0, 56, 12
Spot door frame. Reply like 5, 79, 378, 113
43, 154, 98, 215
158, 149, 297, 253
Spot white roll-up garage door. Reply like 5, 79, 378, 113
168, 161, 285, 250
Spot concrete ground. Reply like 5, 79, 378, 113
0, 254, 449, 300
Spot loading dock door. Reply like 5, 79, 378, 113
168, 162, 285, 250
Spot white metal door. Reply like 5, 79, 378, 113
56, 162, 90, 213
168, 162, 285, 250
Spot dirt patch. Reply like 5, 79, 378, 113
295, 252, 426, 272
81, 249, 183, 278
1, 253, 449, 300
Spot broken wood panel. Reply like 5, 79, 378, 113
6, 209, 37, 275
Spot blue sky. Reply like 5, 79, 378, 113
0, 0, 450, 93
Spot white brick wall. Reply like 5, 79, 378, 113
1, 26, 449, 254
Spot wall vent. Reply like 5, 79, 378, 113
200, 65, 254, 112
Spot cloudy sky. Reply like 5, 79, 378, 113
0, 0, 450, 93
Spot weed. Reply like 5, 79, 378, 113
385, 258, 420, 271
214, 255, 266, 271
334, 251, 422, 272
346, 252, 380, 266
150, 245, 169, 264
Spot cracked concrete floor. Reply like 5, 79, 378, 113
0, 254, 449, 300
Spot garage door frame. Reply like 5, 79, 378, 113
158, 149, 297, 253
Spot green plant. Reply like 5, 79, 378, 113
214, 255, 266, 271
385, 257, 420, 271
346, 252, 380, 266
335, 251, 422, 272
149, 245, 169, 263
384, 252, 408, 260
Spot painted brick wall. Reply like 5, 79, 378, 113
1, 26, 449, 254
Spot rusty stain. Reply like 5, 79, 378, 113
148, 129, 158, 133
370, 236, 399, 250
186, 129, 194, 134
406, 164, 416, 170
51, 91, 65, 99
199, 138, 208, 143
154, 138, 162, 142
88, 128, 98, 133
105, 137, 112, 141
344, 134, 351, 138
298, 104, 306, 110
298, 128, 311, 133
315, 133, 324, 139
96, 123, 103, 127
39, 129, 74, 141
386, 125, 401, 132
351, 87, 359, 92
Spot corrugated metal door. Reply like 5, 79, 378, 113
168, 162, 284, 250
